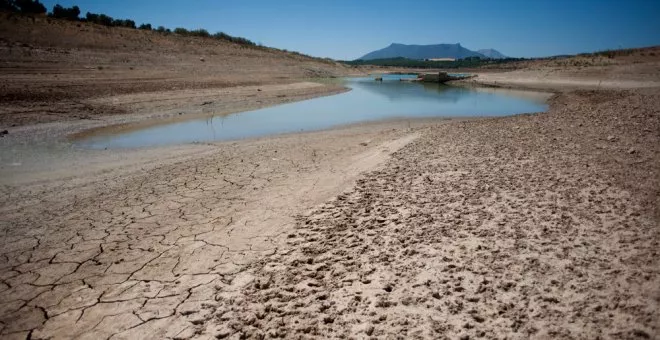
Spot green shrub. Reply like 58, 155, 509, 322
173, 27, 188, 35
138, 23, 152, 30
0, 0, 16, 11
189, 29, 210, 37
50, 4, 80, 20
86, 12, 112, 26
212, 31, 255, 46
13, 0, 46, 14
112, 18, 135, 29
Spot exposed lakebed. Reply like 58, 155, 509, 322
75, 75, 550, 149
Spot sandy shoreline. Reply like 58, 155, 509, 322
0, 65, 659, 339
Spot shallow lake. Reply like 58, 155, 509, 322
75, 75, 550, 149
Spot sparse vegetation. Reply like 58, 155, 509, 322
50, 4, 79, 20
173, 27, 189, 35
579, 47, 647, 59
84, 12, 112, 26
0, 1, 330, 61
2, 0, 46, 14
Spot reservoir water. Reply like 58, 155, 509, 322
75, 75, 549, 149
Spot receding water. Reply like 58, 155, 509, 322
75, 75, 549, 149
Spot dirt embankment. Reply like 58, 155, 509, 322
0, 13, 365, 127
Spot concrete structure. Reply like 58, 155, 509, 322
424, 58, 456, 62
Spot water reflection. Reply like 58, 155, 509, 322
74, 76, 550, 149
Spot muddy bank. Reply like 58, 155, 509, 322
0, 82, 351, 185
1, 82, 346, 144
200, 88, 659, 339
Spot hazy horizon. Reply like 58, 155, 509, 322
40, 0, 660, 60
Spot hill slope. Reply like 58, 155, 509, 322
358, 43, 485, 60
0, 13, 357, 125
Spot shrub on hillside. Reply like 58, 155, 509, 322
173, 27, 188, 35
0, 0, 16, 11
85, 12, 135, 28
50, 4, 80, 20
85, 12, 112, 26
1, 0, 262, 51
10, 0, 46, 14
189, 29, 210, 37
213, 31, 255, 46
112, 18, 135, 29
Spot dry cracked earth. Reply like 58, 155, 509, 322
0, 88, 659, 340
0, 123, 415, 339
205, 89, 659, 339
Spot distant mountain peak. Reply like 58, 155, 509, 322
358, 43, 508, 61
359, 43, 481, 61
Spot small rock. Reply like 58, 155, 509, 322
628, 148, 636, 154
199, 57, 205, 62
365, 325, 375, 336
472, 314, 485, 323
632, 329, 650, 338
459, 335, 470, 340
1, 130, 7, 135
215, 326, 231, 338
606, 135, 616, 141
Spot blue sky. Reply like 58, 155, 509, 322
41, 0, 660, 60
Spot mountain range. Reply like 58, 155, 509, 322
358, 43, 507, 60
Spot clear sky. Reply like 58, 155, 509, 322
40, 0, 660, 60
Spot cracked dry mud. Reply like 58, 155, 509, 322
207, 89, 659, 339
1, 88, 658, 340
0, 121, 418, 339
